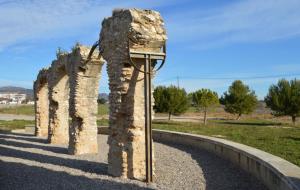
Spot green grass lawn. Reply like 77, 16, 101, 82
153, 119, 300, 167
97, 118, 109, 126
98, 104, 109, 116
0, 105, 35, 115
0, 104, 109, 116
0, 120, 35, 132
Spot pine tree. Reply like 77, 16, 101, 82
191, 89, 219, 125
265, 79, 300, 125
220, 80, 258, 120
154, 85, 189, 120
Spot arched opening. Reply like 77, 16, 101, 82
98, 62, 110, 124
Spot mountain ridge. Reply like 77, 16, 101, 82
0, 86, 33, 99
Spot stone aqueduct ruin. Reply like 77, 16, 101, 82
34, 9, 166, 180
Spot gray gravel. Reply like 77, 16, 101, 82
0, 132, 268, 190
0, 114, 34, 121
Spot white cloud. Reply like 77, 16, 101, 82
0, 0, 178, 51
1, 0, 299, 51
166, 0, 300, 49
0, 0, 109, 50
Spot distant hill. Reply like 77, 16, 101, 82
255, 100, 271, 114
98, 93, 109, 101
0, 86, 33, 100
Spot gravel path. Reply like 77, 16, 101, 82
0, 114, 34, 121
0, 132, 268, 190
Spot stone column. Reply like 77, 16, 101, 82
48, 54, 70, 145
99, 9, 167, 180
68, 45, 104, 155
34, 68, 49, 137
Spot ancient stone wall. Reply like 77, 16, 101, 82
34, 68, 49, 137
48, 53, 70, 145
99, 9, 167, 180
68, 45, 104, 155
33, 8, 167, 182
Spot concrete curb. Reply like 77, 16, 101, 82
152, 129, 300, 190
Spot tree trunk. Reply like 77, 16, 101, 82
292, 116, 296, 125
168, 113, 171, 121
204, 109, 207, 125
236, 113, 241, 120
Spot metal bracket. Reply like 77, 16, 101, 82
128, 38, 166, 183
128, 38, 166, 74
85, 40, 100, 64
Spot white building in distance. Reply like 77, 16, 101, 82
0, 93, 27, 104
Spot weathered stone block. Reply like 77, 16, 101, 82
34, 68, 49, 137
48, 54, 70, 145
68, 45, 104, 155
100, 8, 167, 180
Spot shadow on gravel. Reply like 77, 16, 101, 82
0, 161, 152, 190
291, 177, 300, 189
0, 146, 108, 175
1, 131, 36, 137
157, 140, 268, 190
0, 133, 47, 143
0, 138, 67, 154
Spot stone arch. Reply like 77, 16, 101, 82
34, 68, 50, 137
33, 8, 166, 181
68, 45, 104, 155
48, 53, 70, 144
99, 9, 167, 180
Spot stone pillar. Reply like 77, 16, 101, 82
48, 54, 70, 145
34, 68, 49, 137
99, 9, 167, 180
68, 45, 104, 155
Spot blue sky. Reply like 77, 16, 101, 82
1, 0, 300, 99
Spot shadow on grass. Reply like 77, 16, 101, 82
153, 121, 182, 126
280, 136, 300, 141
218, 121, 283, 126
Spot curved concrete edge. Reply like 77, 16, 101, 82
153, 129, 300, 190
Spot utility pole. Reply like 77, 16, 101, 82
177, 76, 179, 88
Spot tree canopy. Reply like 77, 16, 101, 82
265, 79, 300, 125
220, 80, 258, 120
154, 85, 189, 120
191, 89, 219, 125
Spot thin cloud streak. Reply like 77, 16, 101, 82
1, 0, 299, 51
0, 0, 178, 51
166, 0, 300, 49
